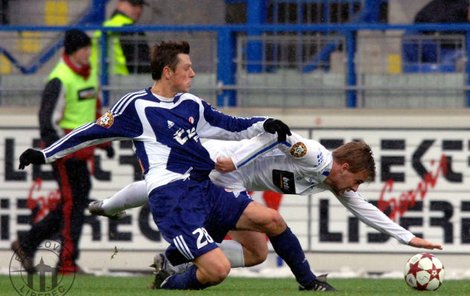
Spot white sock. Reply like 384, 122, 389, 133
102, 180, 148, 215
218, 240, 245, 268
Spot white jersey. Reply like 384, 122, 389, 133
207, 133, 332, 194
204, 132, 415, 245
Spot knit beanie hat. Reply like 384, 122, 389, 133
64, 29, 91, 55
125, 0, 149, 6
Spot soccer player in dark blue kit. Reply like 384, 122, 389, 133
18, 40, 335, 291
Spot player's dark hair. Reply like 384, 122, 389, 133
150, 41, 190, 80
332, 140, 376, 181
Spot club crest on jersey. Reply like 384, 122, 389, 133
188, 116, 194, 124
96, 111, 114, 128
290, 142, 307, 158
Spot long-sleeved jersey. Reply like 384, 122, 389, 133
42, 89, 265, 192
205, 132, 415, 245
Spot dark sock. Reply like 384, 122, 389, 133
269, 227, 316, 287
161, 265, 209, 290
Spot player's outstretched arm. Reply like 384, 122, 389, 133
408, 237, 443, 250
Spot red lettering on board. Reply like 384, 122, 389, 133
27, 178, 61, 223
377, 155, 448, 220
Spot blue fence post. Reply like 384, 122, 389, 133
322, 0, 330, 23
217, 28, 237, 107
345, 30, 357, 108
90, 0, 107, 24
80, 0, 108, 25
99, 29, 109, 106
467, 31, 470, 107
246, 0, 265, 73
88, 1, 108, 105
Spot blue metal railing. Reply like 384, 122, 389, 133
244, 0, 383, 74
301, 0, 381, 74
0, 0, 107, 74
0, 40, 63, 74
1, 23, 470, 108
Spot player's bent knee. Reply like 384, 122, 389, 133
238, 202, 287, 235
249, 245, 268, 266
197, 260, 231, 284
229, 231, 268, 267
257, 243, 269, 262
195, 249, 231, 284
210, 264, 231, 284
248, 237, 268, 265
266, 210, 287, 234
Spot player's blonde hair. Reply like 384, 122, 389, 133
332, 141, 376, 181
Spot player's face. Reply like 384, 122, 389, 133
171, 54, 196, 93
130, 5, 143, 21
330, 163, 368, 195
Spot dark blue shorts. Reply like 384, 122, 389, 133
148, 178, 252, 265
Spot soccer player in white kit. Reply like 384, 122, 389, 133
90, 131, 443, 279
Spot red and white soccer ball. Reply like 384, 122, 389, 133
404, 253, 445, 291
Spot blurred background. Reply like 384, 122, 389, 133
1, 0, 470, 108
0, 0, 470, 279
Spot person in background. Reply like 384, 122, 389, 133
11, 29, 114, 275
91, 0, 151, 76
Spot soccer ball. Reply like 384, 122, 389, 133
404, 253, 444, 291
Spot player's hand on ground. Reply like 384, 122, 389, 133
18, 148, 45, 169
215, 156, 236, 173
409, 236, 443, 250
263, 118, 292, 142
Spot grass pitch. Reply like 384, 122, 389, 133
1, 274, 468, 295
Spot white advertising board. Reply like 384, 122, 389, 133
0, 126, 468, 254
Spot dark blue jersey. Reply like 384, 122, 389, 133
43, 88, 265, 191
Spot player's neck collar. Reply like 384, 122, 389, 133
153, 93, 174, 102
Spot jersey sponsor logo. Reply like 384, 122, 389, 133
96, 111, 114, 128
290, 142, 307, 158
173, 127, 198, 145
77, 87, 96, 100
272, 170, 296, 194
